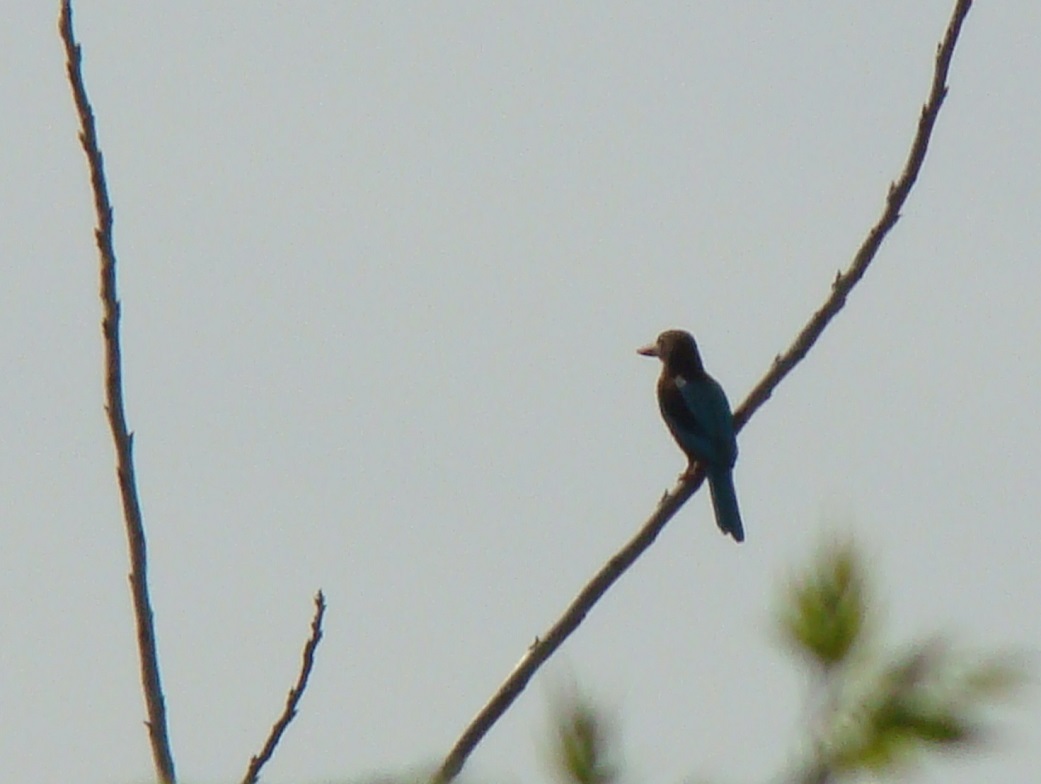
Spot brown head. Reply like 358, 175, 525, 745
637, 329, 705, 376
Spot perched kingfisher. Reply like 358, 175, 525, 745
638, 329, 744, 542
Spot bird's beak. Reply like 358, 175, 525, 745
637, 343, 659, 357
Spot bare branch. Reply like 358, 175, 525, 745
58, 1, 178, 782
435, 2, 974, 781
241, 592, 327, 784
732, 0, 973, 433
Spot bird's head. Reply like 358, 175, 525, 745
638, 329, 705, 374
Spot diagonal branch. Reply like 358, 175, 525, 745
241, 592, 327, 784
434, 2, 974, 782
732, 0, 973, 433
58, 2, 177, 782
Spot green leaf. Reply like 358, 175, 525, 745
550, 695, 618, 784
962, 656, 1028, 699
781, 540, 867, 667
821, 639, 1019, 775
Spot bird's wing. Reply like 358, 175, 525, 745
672, 375, 738, 467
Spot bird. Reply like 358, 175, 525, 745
638, 329, 744, 542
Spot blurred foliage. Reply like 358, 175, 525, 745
781, 542, 1024, 781
541, 539, 1023, 784
548, 691, 619, 784
781, 540, 867, 669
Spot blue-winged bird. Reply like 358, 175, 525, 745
639, 330, 744, 542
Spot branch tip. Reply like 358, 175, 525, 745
61, 1, 176, 780
239, 591, 327, 784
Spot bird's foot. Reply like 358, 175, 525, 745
678, 465, 697, 482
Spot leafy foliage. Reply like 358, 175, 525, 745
549, 693, 619, 784
781, 543, 1024, 780
541, 540, 1023, 784
781, 540, 867, 669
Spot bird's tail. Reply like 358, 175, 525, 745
707, 467, 744, 542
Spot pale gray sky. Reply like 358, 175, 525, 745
2, 3, 1039, 784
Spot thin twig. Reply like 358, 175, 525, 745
434, 2, 974, 781
58, 2, 178, 782
241, 592, 327, 784
733, 0, 973, 433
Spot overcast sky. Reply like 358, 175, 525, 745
2, 3, 1040, 784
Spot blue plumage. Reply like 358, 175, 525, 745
639, 329, 745, 542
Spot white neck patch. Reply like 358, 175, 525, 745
673, 375, 688, 388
